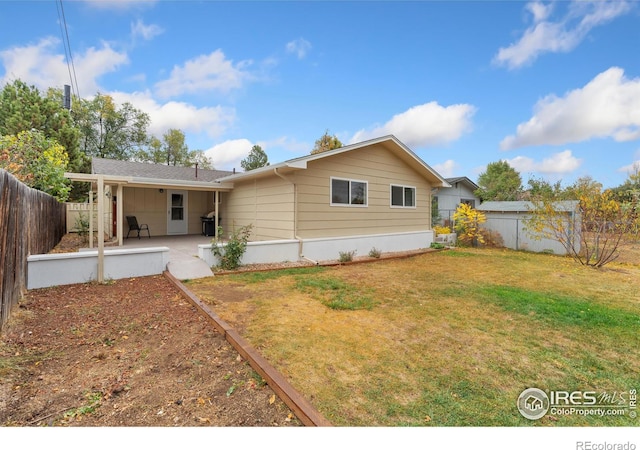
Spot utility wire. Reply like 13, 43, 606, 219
56, 0, 80, 102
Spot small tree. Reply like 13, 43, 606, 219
526, 180, 639, 268
453, 203, 486, 246
240, 145, 269, 171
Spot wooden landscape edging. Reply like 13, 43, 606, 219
163, 270, 332, 427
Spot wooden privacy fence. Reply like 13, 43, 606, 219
0, 169, 66, 332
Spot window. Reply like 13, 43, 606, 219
390, 185, 416, 208
331, 177, 368, 206
461, 199, 476, 208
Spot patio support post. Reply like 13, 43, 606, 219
89, 184, 94, 249
117, 183, 123, 246
97, 175, 105, 283
214, 190, 219, 235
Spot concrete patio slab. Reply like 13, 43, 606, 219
121, 235, 215, 280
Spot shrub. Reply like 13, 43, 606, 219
75, 212, 90, 244
430, 242, 445, 249
368, 247, 382, 258
338, 250, 356, 263
211, 224, 253, 270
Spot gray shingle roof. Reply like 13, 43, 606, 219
92, 158, 233, 182
445, 177, 479, 190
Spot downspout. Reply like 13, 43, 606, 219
273, 168, 318, 265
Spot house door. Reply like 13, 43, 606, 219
167, 190, 188, 234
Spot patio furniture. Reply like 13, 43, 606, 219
126, 216, 150, 239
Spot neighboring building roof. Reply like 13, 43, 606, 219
91, 157, 233, 182
444, 177, 479, 191
216, 135, 451, 188
478, 200, 580, 212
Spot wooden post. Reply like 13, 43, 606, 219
97, 175, 105, 283
117, 183, 123, 246
88, 185, 94, 249
214, 190, 219, 236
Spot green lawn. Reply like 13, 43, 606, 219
186, 248, 640, 426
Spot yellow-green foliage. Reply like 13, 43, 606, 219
453, 203, 486, 245
433, 225, 451, 235
0, 130, 70, 200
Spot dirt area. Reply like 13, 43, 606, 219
0, 273, 301, 427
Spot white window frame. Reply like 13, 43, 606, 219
330, 177, 368, 207
390, 184, 417, 209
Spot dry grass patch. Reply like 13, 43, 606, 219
186, 249, 640, 426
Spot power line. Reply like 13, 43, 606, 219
56, 0, 80, 102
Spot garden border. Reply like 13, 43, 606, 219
163, 270, 332, 427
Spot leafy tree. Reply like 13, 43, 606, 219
525, 177, 639, 268
240, 144, 269, 171
189, 149, 214, 170
0, 79, 84, 173
611, 163, 640, 203
73, 93, 150, 161
0, 130, 70, 201
524, 176, 566, 200
475, 160, 522, 202
452, 203, 486, 246
137, 129, 213, 168
311, 130, 343, 154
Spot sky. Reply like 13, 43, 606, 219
1, 0, 640, 189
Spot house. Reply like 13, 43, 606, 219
477, 200, 581, 255
431, 177, 480, 227
66, 135, 450, 263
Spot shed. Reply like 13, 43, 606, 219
477, 200, 581, 255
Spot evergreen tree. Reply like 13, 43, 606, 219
240, 144, 269, 171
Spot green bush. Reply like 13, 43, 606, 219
368, 247, 382, 258
211, 224, 253, 270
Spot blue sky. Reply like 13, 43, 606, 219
1, 0, 640, 188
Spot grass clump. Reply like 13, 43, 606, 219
295, 276, 375, 310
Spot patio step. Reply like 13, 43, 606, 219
167, 256, 213, 280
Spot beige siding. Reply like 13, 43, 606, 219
294, 144, 431, 238
122, 188, 215, 236
223, 176, 295, 241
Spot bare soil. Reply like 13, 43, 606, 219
0, 245, 301, 426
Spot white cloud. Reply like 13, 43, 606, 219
0, 37, 128, 96
154, 50, 253, 98
494, 0, 631, 70
286, 38, 312, 59
507, 150, 582, 174
261, 136, 310, 155
204, 139, 253, 171
350, 102, 476, 148
526, 1, 554, 23
618, 160, 640, 174
432, 160, 460, 178
501, 67, 640, 150
110, 90, 235, 139
131, 19, 164, 41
